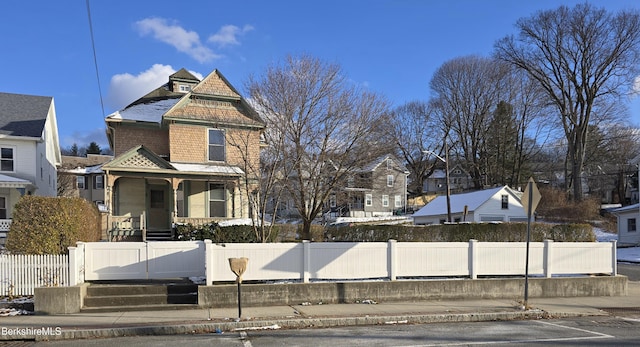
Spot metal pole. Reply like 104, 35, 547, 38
237, 280, 242, 319
524, 181, 533, 308
444, 141, 452, 223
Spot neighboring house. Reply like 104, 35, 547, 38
58, 154, 113, 211
0, 92, 62, 242
328, 155, 409, 219
612, 204, 640, 246
422, 164, 473, 195
413, 185, 529, 225
102, 68, 265, 241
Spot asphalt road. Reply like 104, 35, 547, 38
618, 262, 640, 281
29, 316, 640, 346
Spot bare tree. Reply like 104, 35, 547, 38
429, 55, 509, 189
247, 54, 390, 239
387, 101, 444, 195
494, 3, 640, 200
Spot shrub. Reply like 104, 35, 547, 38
325, 222, 594, 242
6, 196, 101, 254
174, 223, 278, 243
536, 187, 601, 222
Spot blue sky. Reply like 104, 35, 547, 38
1, 0, 639, 151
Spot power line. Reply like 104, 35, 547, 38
86, 0, 105, 118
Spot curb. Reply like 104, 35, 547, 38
4, 310, 596, 341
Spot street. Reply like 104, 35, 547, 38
29, 315, 640, 346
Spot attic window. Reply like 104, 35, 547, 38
179, 84, 191, 92
501, 194, 508, 209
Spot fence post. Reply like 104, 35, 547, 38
204, 239, 213, 286
388, 239, 397, 281
611, 240, 617, 276
68, 242, 85, 285
303, 240, 310, 283
543, 239, 553, 278
469, 239, 478, 279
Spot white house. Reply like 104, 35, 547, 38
0, 92, 62, 242
612, 204, 640, 246
413, 185, 529, 225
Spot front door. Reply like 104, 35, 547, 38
147, 184, 170, 230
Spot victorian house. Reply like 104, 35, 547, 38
103, 69, 264, 241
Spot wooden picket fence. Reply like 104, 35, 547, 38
0, 254, 69, 296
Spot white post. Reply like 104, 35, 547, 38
388, 239, 397, 281
68, 242, 85, 285
543, 239, 553, 278
469, 239, 478, 279
204, 239, 213, 286
303, 240, 311, 283
611, 240, 618, 276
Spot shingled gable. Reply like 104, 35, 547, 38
103, 145, 175, 172
162, 69, 264, 128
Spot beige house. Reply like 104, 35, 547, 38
103, 69, 264, 241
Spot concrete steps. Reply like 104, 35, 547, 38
81, 282, 199, 313
145, 229, 173, 241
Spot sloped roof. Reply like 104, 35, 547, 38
163, 69, 264, 127
0, 92, 52, 137
0, 173, 33, 189
360, 154, 409, 173
612, 203, 639, 215
170, 68, 198, 81
413, 186, 521, 217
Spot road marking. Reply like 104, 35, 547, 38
239, 331, 252, 347
405, 320, 615, 346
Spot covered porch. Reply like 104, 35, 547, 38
102, 146, 250, 241
0, 173, 35, 244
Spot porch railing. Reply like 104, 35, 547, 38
0, 219, 11, 232
174, 217, 223, 226
109, 213, 145, 241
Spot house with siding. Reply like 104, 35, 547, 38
413, 185, 528, 225
58, 154, 113, 210
328, 154, 409, 219
612, 204, 640, 246
103, 68, 265, 241
0, 92, 61, 242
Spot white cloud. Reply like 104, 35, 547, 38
208, 25, 254, 47
106, 64, 203, 110
135, 17, 220, 63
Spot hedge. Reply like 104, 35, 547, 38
6, 196, 101, 254
325, 222, 595, 242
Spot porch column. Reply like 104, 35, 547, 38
171, 178, 182, 224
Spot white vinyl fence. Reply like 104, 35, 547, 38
203, 239, 618, 285
0, 254, 69, 296
2, 239, 617, 294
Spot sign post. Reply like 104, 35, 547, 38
521, 178, 541, 309
229, 257, 249, 320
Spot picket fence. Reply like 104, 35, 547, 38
0, 254, 69, 296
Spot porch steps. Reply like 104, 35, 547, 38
145, 229, 173, 241
81, 282, 199, 313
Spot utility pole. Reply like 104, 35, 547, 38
424, 146, 452, 223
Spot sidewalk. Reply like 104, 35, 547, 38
1, 282, 638, 341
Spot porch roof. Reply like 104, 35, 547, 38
171, 163, 244, 175
0, 173, 33, 189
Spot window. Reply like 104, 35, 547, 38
93, 175, 104, 190
0, 196, 6, 219
76, 176, 86, 190
329, 194, 336, 208
501, 194, 508, 209
0, 147, 14, 172
209, 183, 226, 217
382, 195, 389, 207
179, 84, 191, 92
208, 129, 225, 162
395, 195, 402, 208
387, 159, 392, 170
628, 218, 637, 232
365, 194, 373, 207
387, 175, 394, 187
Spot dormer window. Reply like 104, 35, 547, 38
179, 84, 191, 92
